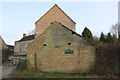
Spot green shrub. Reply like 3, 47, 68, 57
17, 59, 27, 70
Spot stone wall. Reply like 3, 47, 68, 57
35, 5, 76, 38
0, 36, 8, 49
27, 22, 95, 73
14, 40, 34, 54
1, 36, 14, 64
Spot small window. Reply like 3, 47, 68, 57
68, 43, 71, 45
43, 44, 47, 46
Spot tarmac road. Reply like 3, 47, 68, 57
2, 66, 16, 78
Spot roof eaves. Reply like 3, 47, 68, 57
26, 24, 53, 49
60, 23, 94, 45
16, 35, 35, 42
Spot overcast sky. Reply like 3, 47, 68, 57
0, 2, 118, 45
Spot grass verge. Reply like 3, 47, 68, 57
8, 69, 105, 78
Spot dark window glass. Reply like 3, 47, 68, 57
43, 44, 47, 46
68, 43, 71, 45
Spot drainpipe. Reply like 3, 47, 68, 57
34, 53, 37, 69
78, 43, 81, 64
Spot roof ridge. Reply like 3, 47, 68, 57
35, 4, 76, 24
17, 35, 35, 42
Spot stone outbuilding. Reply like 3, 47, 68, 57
35, 4, 76, 38
0, 36, 14, 64
27, 22, 95, 73
14, 4, 76, 56
14, 34, 35, 57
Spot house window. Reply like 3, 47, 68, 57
68, 43, 71, 45
43, 44, 47, 46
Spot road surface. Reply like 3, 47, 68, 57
2, 66, 16, 78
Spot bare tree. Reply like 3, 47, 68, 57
28, 29, 35, 35
118, 24, 120, 40
111, 23, 118, 38
111, 23, 120, 42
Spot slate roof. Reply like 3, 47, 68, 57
17, 35, 35, 42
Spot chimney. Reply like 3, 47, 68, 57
23, 33, 26, 37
